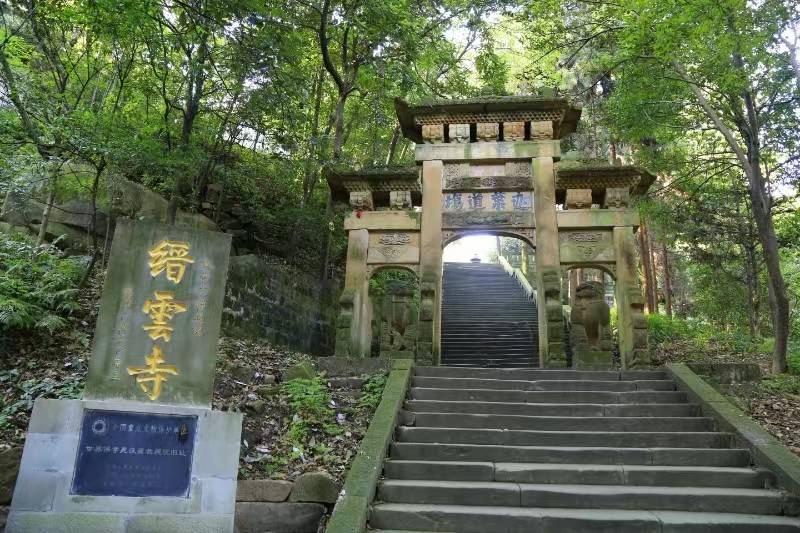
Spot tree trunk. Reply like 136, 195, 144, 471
386, 125, 401, 165
166, 195, 178, 225
102, 214, 113, 266
781, 36, 800, 93
662, 243, 673, 318
321, 192, 334, 281
36, 179, 56, 246
745, 168, 789, 372
638, 223, 657, 313
332, 94, 347, 160
648, 226, 660, 312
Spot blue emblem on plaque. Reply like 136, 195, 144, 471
71, 410, 197, 497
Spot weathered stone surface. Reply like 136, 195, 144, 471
289, 472, 339, 504
230, 364, 253, 383
327, 377, 364, 389
687, 363, 762, 384
234, 502, 325, 533
283, 361, 316, 382
48, 200, 109, 235
31, 222, 92, 251
315, 357, 392, 377
0, 447, 22, 505
243, 400, 267, 415
222, 255, 339, 356
116, 180, 217, 231
256, 385, 280, 397
236, 480, 292, 502
84, 220, 232, 406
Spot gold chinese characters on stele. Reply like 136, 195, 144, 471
85, 220, 232, 407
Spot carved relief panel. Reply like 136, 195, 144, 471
476, 123, 499, 142
349, 191, 374, 210
565, 188, 593, 209
604, 187, 630, 209
367, 231, 420, 264
559, 230, 614, 263
421, 124, 444, 143
504, 121, 525, 141
389, 190, 413, 210
449, 123, 470, 143
442, 162, 532, 191
530, 120, 554, 140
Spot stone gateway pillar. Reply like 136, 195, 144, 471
334, 228, 371, 358
533, 155, 566, 367
614, 226, 650, 369
419, 160, 444, 365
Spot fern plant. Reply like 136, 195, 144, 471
0, 233, 85, 333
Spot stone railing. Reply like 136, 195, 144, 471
498, 256, 536, 301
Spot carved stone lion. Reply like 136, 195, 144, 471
570, 281, 613, 368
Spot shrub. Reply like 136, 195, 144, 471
281, 376, 341, 456
0, 233, 86, 333
647, 314, 692, 346
358, 372, 388, 410
788, 341, 800, 376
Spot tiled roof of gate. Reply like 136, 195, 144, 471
395, 95, 582, 142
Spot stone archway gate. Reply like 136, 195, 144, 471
327, 96, 653, 369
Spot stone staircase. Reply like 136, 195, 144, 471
369, 366, 800, 532
442, 263, 538, 368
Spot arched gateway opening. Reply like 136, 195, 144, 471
441, 234, 539, 367
327, 96, 654, 369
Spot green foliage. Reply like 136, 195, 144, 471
647, 314, 692, 346
0, 234, 85, 333
786, 340, 800, 376
369, 269, 419, 299
358, 372, 388, 410
280, 376, 341, 456
760, 374, 800, 396
0, 368, 84, 430
648, 313, 772, 356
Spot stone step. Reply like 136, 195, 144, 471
441, 363, 541, 369
405, 400, 700, 417
389, 443, 751, 466
409, 388, 688, 404
441, 354, 537, 358
442, 315, 539, 322
396, 427, 731, 448
441, 345, 535, 350
442, 335, 536, 340
369, 504, 800, 532
383, 461, 773, 488
414, 367, 666, 381
377, 479, 792, 515
411, 376, 675, 391
410, 413, 714, 432
377, 480, 793, 515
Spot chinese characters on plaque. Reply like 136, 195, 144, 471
126, 240, 194, 401
71, 410, 197, 497
85, 220, 232, 406
442, 191, 533, 212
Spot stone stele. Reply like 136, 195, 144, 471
8, 220, 242, 533
85, 218, 231, 407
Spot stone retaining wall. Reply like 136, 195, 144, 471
234, 473, 338, 533
223, 255, 340, 355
